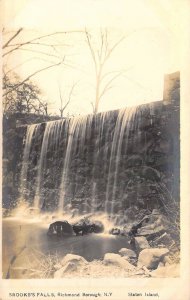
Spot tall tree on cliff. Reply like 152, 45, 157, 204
85, 29, 126, 114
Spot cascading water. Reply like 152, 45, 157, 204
105, 105, 150, 215
105, 107, 138, 214
34, 119, 69, 209
90, 111, 112, 213
19, 124, 41, 202
58, 115, 93, 212
19, 103, 167, 215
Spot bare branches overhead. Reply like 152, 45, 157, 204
85, 28, 126, 114
2, 28, 83, 117
3, 28, 23, 49
3, 27, 131, 116
3, 58, 65, 98
3, 29, 83, 57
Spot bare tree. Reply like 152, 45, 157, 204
85, 28, 125, 114
58, 82, 78, 118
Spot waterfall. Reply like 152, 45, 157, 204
58, 115, 93, 212
34, 119, 69, 209
18, 103, 156, 214
105, 105, 150, 215
19, 124, 41, 202
105, 107, 138, 214
89, 111, 112, 213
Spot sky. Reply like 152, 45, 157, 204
2, 0, 184, 116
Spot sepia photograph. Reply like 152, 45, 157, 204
1, 0, 189, 299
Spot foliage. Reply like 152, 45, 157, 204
3, 72, 48, 116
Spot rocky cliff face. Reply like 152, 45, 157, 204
3, 73, 180, 223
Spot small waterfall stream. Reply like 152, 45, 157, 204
34, 119, 69, 208
19, 124, 41, 202
58, 115, 93, 212
105, 107, 138, 214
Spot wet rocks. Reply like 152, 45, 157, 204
72, 218, 104, 235
92, 220, 104, 233
137, 248, 169, 269
47, 221, 74, 236
109, 227, 121, 235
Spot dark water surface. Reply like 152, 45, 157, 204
3, 219, 130, 279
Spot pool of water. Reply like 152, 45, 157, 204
2, 218, 131, 279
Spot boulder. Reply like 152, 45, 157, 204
54, 262, 77, 277
54, 262, 77, 278
138, 248, 169, 269
61, 254, 88, 267
150, 264, 180, 278
119, 248, 137, 258
47, 221, 73, 236
54, 254, 88, 278
72, 218, 104, 235
118, 248, 137, 265
92, 220, 104, 233
103, 253, 135, 271
109, 228, 121, 235
134, 236, 150, 252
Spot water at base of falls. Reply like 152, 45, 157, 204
18, 104, 152, 214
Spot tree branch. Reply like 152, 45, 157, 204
104, 36, 125, 63
3, 29, 83, 57
10, 47, 61, 59
3, 28, 23, 49
4, 56, 59, 76
5, 42, 70, 48
85, 28, 98, 75
62, 81, 78, 112
2, 29, 84, 57
99, 72, 123, 99
3, 59, 65, 97
90, 101, 95, 113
